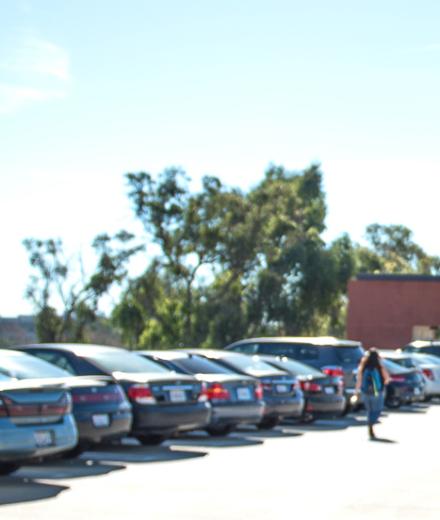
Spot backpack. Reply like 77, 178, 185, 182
362, 367, 383, 396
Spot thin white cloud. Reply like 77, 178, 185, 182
423, 43, 440, 52
0, 35, 71, 114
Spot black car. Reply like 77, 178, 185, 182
15, 344, 211, 445
183, 349, 304, 429
382, 358, 425, 408
225, 337, 364, 404
259, 355, 346, 422
139, 350, 265, 435
2, 348, 132, 454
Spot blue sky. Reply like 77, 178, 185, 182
1, 0, 440, 316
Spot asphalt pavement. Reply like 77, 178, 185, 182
1, 402, 439, 519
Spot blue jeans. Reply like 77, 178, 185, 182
362, 391, 384, 425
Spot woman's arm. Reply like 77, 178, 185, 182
355, 366, 363, 393
379, 362, 391, 385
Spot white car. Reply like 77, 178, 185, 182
382, 351, 440, 400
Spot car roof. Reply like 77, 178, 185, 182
0, 348, 33, 358
227, 336, 362, 347
13, 343, 126, 357
182, 348, 251, 360
406, 340, 440, 348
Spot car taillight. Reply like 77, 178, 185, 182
127, 384, 156, 404
0, 397, 8, 417
206, 383, 230, 401
300, 381, 322, 393
422, 368, 435, 381
391, 375, 406, 383
321, 366, 344, 377
198, 382, 208, 402
72, 385, 126, 404
254, 383, 263, 400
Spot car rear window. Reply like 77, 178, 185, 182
257, 343, 320, 361
333, 346, 364, 364
171, 356, 233, 375
268, 357, 322, 377
83, 352, 170, 374
223, 355, 279, 376
0, 353, 71, 379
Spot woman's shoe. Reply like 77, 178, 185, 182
368, 425, 376, 439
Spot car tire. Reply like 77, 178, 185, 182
300, 412, 315, 424
206, 425, 234, 436
257, 418, 279, 430
136, 435, 166, 446
0, 463, 20, 476
60, 443, 89, 459
385, 396, 401, 409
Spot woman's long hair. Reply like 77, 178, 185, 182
360, 347, 381, 371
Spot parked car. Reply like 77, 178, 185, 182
401, 340, 440, 358
382, 358, 425, 408
259, 355, 346, 422
0, 362, 78, 475
382, 351, 440, 401
225, 337, 364, 406
139, 350, 265, 435
183, 349, 304, 429
15, 344, 211, 445
1, 348, 132, 455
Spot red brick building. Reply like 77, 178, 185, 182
346, 274, 440, 349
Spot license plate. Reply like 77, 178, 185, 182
169, 389, 186, 402
92, 414, 110, 428
236, 387, 251, 400
34, 430, 53, 447
324, 387, 335, 395
276, 384, 289, 393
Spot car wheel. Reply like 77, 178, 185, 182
257, 418, 279, 430
136, 435, 166, 446
385, 396, 401, 409
206, 425, 234, 436
0, 463, 20, 476
60, 444, 89, 459
300, 411, 315, 424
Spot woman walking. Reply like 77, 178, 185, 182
355, 348, 390, 439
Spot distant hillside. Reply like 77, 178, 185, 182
0, 315, 122, 347
0, 315, 37, 346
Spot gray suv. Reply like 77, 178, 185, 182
225, 337, 364, 400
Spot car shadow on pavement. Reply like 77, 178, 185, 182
0, 476, 68, 506
233, 425, 304, 439
15, 458, 125, 480
387, 404, 428, 414
84, 443, 208, 464
168, 430, 264, 448
286, 415, 368, 432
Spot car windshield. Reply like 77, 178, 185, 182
334, 346, 364, 364
0, 353, 70, 379
268, 357, 322, 377
171, 356, 233, 375
83, 351, 169, 374
223, 355, 278, 375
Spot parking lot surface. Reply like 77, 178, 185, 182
1, 403, 439, 519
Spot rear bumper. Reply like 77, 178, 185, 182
0, 414, 78, 462
263, 396, 305, 420
209, 401, 264, 427
74, 408, 132, 444
131, 402, 211, 436
304, 395, 346, 417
